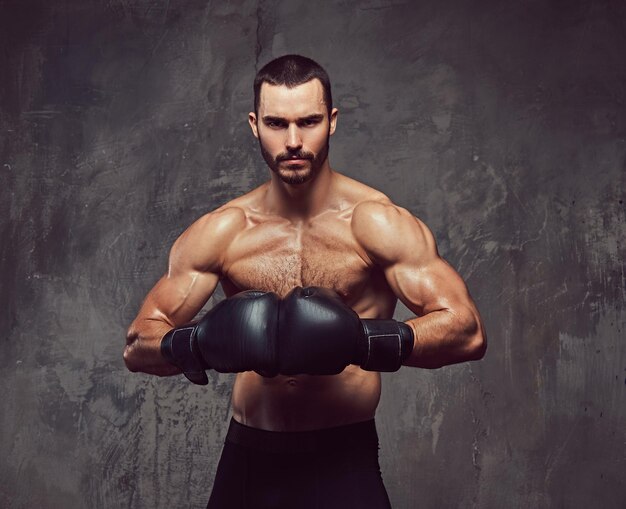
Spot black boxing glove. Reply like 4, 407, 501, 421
160, 290, 280, 384
278, 286, 414, 375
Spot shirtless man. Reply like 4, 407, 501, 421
124, 55, 486, 508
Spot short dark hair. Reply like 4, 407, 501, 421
253, 54, 333, 116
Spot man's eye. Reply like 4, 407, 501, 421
267, 121, 284, 128
302, 119, 319, 127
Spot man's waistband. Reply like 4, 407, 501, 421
225, 417, 379, 454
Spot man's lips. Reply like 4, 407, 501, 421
280, 158, 310, 165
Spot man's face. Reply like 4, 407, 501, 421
249, 79, 338, 185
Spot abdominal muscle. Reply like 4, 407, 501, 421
231, 365, 381, 431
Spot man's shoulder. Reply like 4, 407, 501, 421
191, 205, 247, 238
350, 194, 434, 266
175, 201, 250, 260
336, 172, 412, 237
352, 197, 411, 230
190, 183, 270, 235
169, 204, 248, 274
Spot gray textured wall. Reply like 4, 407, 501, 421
1, 0, 624, 508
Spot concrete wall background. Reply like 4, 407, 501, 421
1, 0, 624, 507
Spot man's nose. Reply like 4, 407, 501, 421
285, 124, 303, 151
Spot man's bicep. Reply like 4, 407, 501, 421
131, 208, 243, 329
139, 268, 220, 328
124, 268, 219, 375
383, 215, 477, 315
353, 200, 476, 316
385, 255, 475, 317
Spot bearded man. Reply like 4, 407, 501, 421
124, 54, 486, 508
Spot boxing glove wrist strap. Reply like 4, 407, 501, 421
359, 319, 414, 372
160, 325, 209, 385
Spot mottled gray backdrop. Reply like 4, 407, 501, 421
1, 0, 624, 508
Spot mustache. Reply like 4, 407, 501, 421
276, 150, 315, 162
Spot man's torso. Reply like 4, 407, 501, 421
209, 173, 399, 431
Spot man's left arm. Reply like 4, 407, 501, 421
352, 200, 487, 369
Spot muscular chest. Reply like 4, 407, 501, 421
221, 215, 373, 302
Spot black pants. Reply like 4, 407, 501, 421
207, 418, 392, 509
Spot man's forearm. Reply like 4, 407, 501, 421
124, 319, 182, 376
403, 308, 486, 369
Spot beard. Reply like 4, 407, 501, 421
258, 134, 330, 185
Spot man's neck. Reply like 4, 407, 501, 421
264, 163, 337, 222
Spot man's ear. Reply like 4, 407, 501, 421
248, 112, 259, 138
329, 108, 338, 136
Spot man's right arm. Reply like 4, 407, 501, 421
123, 207, 246, 376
